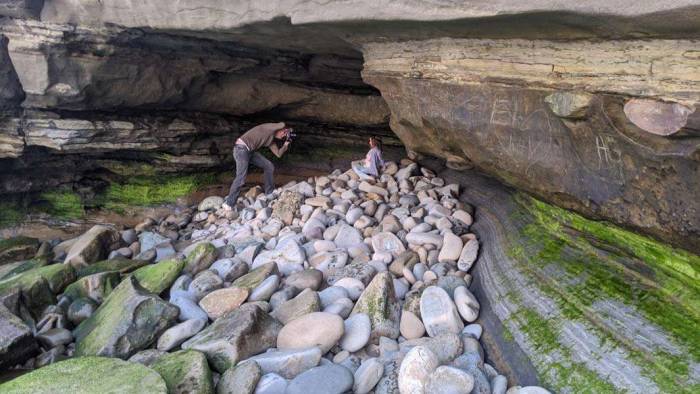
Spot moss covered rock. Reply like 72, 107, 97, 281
0, 356, 167, 393
351, 271, 400, 340
0, 257, 50, 281
62, 271, 121, 303
184, 243, 217, 275
0, 263, 76, 315
0, 304, 37, 369
151, 350, 214, 394
76, 257, 149, 278
0, 236, 39, 265
64, 225, 121, 268
231, 262, 278, 291
74, 276, 179, 359
132, 258, 185, 294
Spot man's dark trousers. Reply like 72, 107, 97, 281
225, 145, 275, 205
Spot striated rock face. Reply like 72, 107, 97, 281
362, 38, 700, 251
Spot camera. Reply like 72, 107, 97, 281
286, 128, 297, 142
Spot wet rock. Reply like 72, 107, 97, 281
0, 356, 167, 393
157, 318, 207, 351
133, 258, 185, 294
0, 304, 37, 369
246, 346, 322, 379
424, 366, 474, 394
64, 225, 120, 268
67, 297, 97, 325
74, 277, 179, 359
182, 304, 282, 372
217, 360, 261, 394
277, 312, 344, 353
352, 271, 400, 340
151, 350, 213, 394
286, 364, 354, 394
199, 287, 249, 320
398, 345, 438, 394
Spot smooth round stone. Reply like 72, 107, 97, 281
371, 232, 406, 256
458, 239, 479, 272
210, 258, 249, 282
406, 232, 443, 247
157, 318, 206, 351
269, 287, 298, 310
188, 270, 224, 301
255, 373, 288, 394
368, 260, 387, 273
420, 286, 464, 337
309, 250, 348, 273
462, 323, 483, 340
454, 286, 480, 323
492, 375, 508, 394
199, 287, 249, 320
398, 345, 439, 394
340, 313, 371, 352
319, 286, 349, 308
314, 240, 336, 253
424, 366, 474, 394
412, 263, 428, 281
400, 311, 426, 340
67, 297, 97, 325
324, 297, 354, 319
373, 251, 393, 264
170, 274, 192, 293
170, 294, 209, 322
346, 207, 363, 224
284, 269, 323, 291
438, 231, 463, 263
249, 275, 280, 302
246, 347, 323, 379
517, 387, 552, 394
393, 279, 409, 299
286, 365, 354, 394
277, 312, 344, 353
423, 270, 438, 282
409, 223, 432, 233
333, 277, 365, 301
354, 357, 384, 394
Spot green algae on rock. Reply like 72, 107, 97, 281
0, 356, 167, 394
0, 236, 39, 264
76, 256, 149, 278
0, 263, 75, 297
150, 350, 214, 394
231, 262, 279, 291
184, 242, 217, 275
62, 271, 121, 303
74, 276, 179, 359
132, 258, 185, 294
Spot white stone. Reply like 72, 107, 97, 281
398, 345, 439, 394
400, 311, 425, 339
420, 286, 464, 337
277, 312, 345, 353
371, 232, 406, 256
458, 239, 479, 272
157, 319, 206, 351
406, 232, 443, 247
353, 357, 384, 394
333, 277, 365, 301
462, 323, 483, 340
246, 347, 323, 379
424, 366, 475, 394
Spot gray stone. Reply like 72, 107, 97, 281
210, 258, 249, 282
217, 360, 261, 394
36, 327, 72, 348
0, 304, 37, 369
454, 286, 480, 323
354, 357, 384, 394
249, 275, 280, 302
199, 287, 249, 320
170, 294, 209, 322
129, 349, 167, 366
286, 364, 354, 394
271, 288, 320, 324
458, 239, 479, 272
182, 304, 282, 372
67, 297, 97, 325
326, 261, 377, 287
371, 232, 406, 256
246, 346, 322, 379
188, 270, 224, 301
284, 269, 323, 291
255, 373, 288, 394
157, 319, 207, 351
64, 225, 120, 268
199, 196, 224, 211
340, 313, 371, 352
399, 333, 463, 364
151, 350, 214, 394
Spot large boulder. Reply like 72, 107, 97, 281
0, 304, 37, 369
62, 271, 121, 303
74, 277, 179, 359
132, 258, 185, 294
0, 236, 39, 264
182, 303, 282, 372
64, 225, 121, 268
0, 263, 75, 316
351, 271, 400, 340
150, 350, 214, 394
0, 356, 167, 393
75, 257, 149, 278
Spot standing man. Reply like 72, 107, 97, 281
223, 122, 292, 210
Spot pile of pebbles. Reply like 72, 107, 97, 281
2, 158, 552, 394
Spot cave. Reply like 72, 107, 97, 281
0, 2, 698, 393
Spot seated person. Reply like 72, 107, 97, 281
352, 136, 384, 180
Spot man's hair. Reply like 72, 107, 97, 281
370, 136, 383, 151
